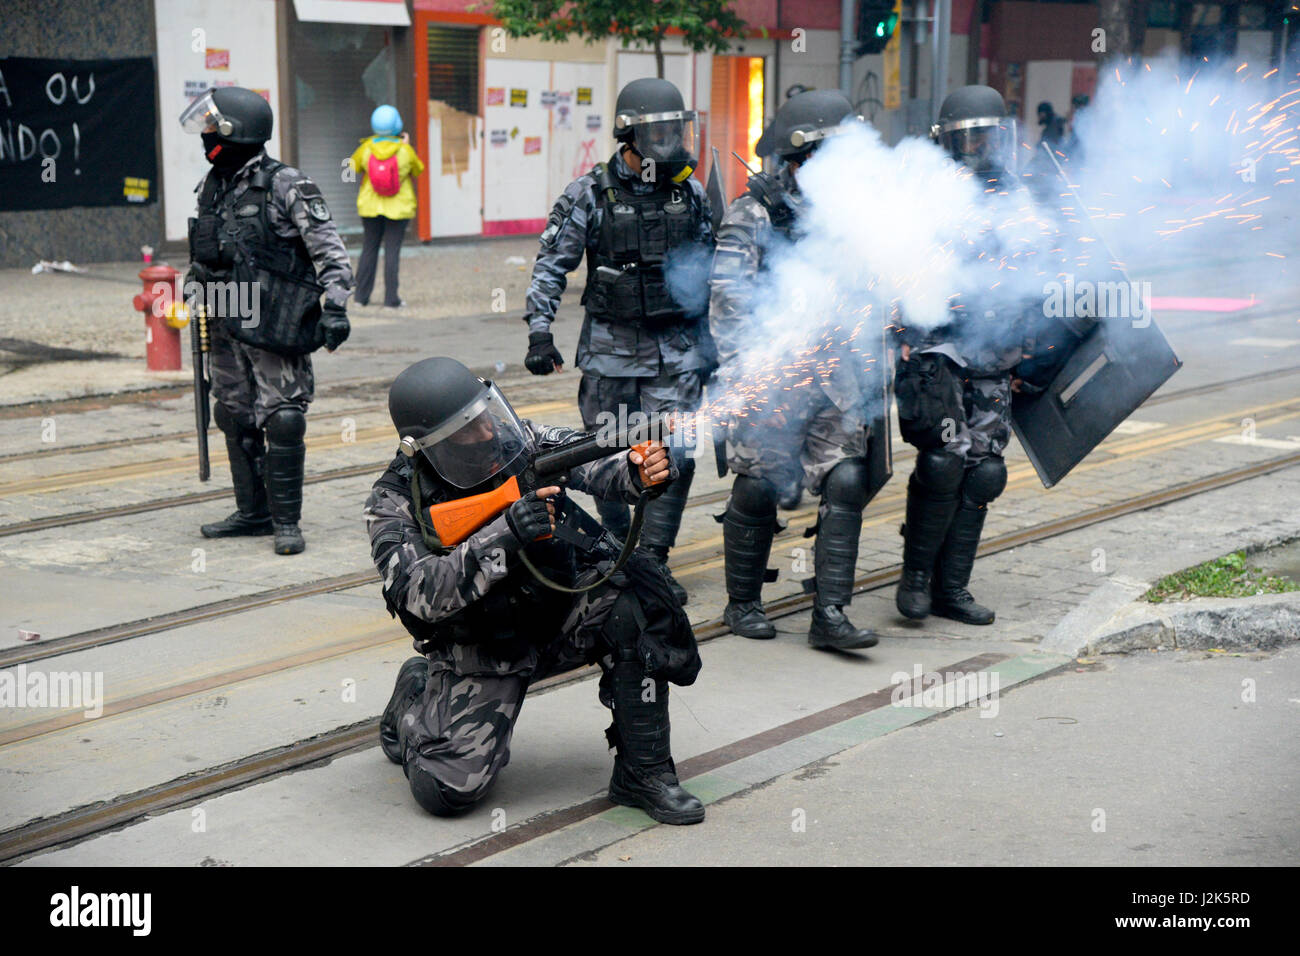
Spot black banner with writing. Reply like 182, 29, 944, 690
0, 56, 158, 211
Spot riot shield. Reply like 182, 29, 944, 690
1011, 144, 1182, 488
864, 319, 894, 500
1011, 310, 1181, 488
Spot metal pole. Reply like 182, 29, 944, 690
840, 0, 856, 96
930, 0, 950, 122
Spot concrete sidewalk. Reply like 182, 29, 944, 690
0, 236, 549, 405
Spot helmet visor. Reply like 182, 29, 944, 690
939, 118, 1015, 172
180, 91, 228, 135
416, 384, 529, 490
622, 110, 697, 164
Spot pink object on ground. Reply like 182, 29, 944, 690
1149, 296, 1257, 313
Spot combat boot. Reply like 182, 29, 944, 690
809, 603, 878, 649
895, 453, 964, 619
721, 475, 780, 640
265, 408, 307, 555
606, 660, 704, 825
638, 464, 694, 606
808, 462, 877, 650
201, 416, 272, 538
931, 458, 1006, 626
380, 657, 428, 764
932, 505, 996, 625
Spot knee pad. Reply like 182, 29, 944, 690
822, 458, 870, 511
406, 764, 479, 817
962, 457, 1007, 507
264, 407, 307, 445
914, 448, 965, 496
730, 473, 777, 518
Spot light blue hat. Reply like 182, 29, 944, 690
371, 105, 403, 137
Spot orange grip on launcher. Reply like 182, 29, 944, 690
426, 440, 664, 548
427, 475, 523, 548
632, 440, 665, 485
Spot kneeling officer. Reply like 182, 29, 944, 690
366, 357, 705, 824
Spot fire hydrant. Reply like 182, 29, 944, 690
132, 263, 189, 371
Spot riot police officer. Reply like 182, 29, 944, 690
520, 78, 715, 605
367, 357, 704, 824
710, 90, 891, 650
180, 87, 354, 554
894, 85, 1029, 625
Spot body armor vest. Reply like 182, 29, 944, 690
581, 162, 702, 329
373, 456, 590, 654
189, 158, 323, 355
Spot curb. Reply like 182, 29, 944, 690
1041, 526, 1300, 657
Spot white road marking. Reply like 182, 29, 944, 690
1213, 435, 1300, 450
1111, 420, 1166, 435
1228, 337, 1300, 348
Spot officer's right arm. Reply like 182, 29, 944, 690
523, 180, 592, 335
364, 483, 524, 624
708, 196, 767, 372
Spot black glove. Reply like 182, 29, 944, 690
319, 303, 351, 352
524, 330, 564, 375
504, 490, 555, 543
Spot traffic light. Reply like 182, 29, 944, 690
856, 0, 900, 56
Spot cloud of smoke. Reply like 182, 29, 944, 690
667, 56, 1299, 456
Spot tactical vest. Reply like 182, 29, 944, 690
190, 158, 323, 355
371, 455, 594, 654
581, 162, 702, 329
746, 171, 799, 242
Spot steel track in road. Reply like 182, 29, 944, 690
2, 447, 1298, 863
2, 363, 1298, 541
5, 388, 1300, 668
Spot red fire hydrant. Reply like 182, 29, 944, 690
133, 264, 186, 371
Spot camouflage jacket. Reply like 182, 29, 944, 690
364, 420, 645, 636
523, 150, 716, 377
194, 151, 354, 308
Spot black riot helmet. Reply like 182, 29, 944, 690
756, 89, 861, 164
614, 78, 698, 184
931, 85, 1017, 175
388, 357, 530, 491
180, 87, 273, 144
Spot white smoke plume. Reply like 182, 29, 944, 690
680, 55, 1300, 436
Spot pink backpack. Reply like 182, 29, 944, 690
367, 148, 401, 196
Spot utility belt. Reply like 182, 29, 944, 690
582, 262, 690, 330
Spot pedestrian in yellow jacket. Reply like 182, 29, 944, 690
349, 105, 425, 307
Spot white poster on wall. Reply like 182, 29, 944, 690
155, 0, 282, 242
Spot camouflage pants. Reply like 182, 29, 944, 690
396, 567, 628, 811
939, 371, 1013, 465
727, 385, 869, 496
209, 320, 314, 430
576, 369, 703, 432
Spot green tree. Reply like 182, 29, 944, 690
488, 0, 748, 78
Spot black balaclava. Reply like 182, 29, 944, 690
201, 131, 262, 176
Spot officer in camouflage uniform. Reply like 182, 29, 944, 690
521, 78, 715, 606
894, 85, 1040, 625
367, 357, 704, 824
710, 90, 890, 651
180, 87, 353, 555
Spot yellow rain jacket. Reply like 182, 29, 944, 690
349, 136, 426, 220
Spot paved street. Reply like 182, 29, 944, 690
1, 240, 1298, 867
